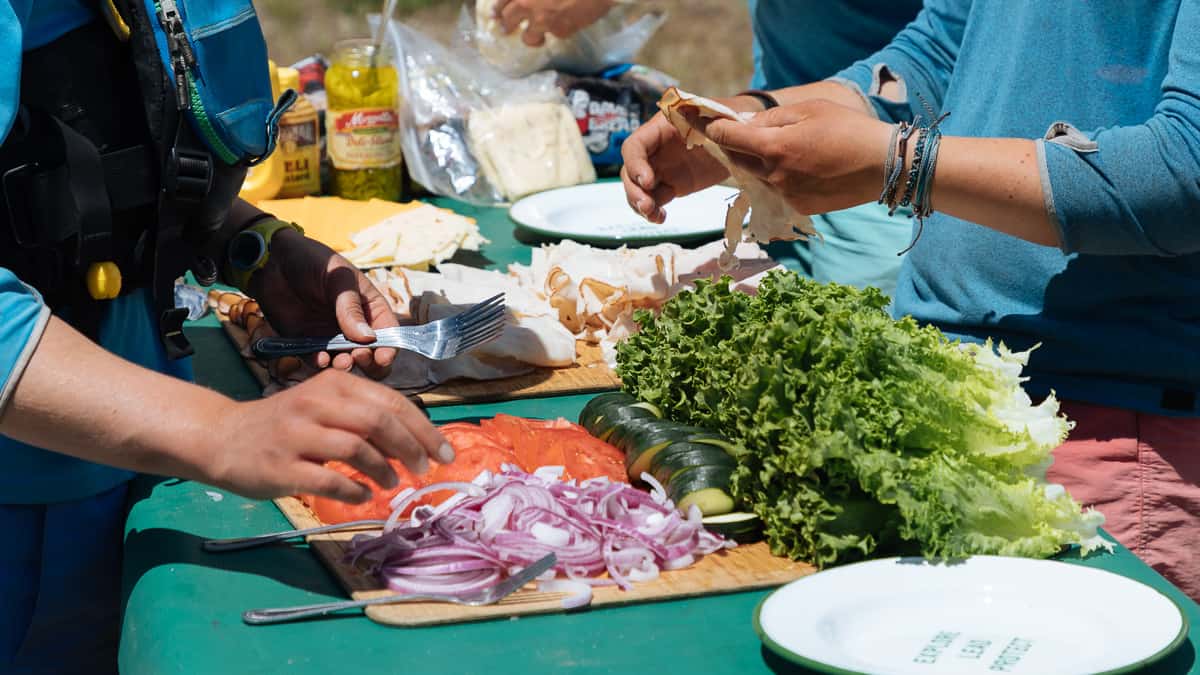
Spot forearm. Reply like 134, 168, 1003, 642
0, 316, 229, 481
769, 81, 877, 116
923, 137, 1059, 247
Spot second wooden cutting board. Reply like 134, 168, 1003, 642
215, 311, 621, 407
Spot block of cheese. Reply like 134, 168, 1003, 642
467, 102, 597, 201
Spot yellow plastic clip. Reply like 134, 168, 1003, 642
86, 261, 123, 300
100, 0, 132, 41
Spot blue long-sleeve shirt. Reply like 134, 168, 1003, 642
0, 1, 192, 504
747, 0, 923, 89
833, 0, 1200, 415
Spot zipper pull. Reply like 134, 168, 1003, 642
157, 0, 194, 110
173, 54, 191, 110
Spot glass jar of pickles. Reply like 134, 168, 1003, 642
324, 39, 404, 201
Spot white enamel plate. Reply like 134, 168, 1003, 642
755, 556, 1188, 675
508, 182, 738, 245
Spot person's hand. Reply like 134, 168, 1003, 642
249, 227, 397, 379
494, 0, 615, 46
700, 99, 894, 215
620, 106, 739, 224
203, 369, 453, 503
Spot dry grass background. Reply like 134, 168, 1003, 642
256, 0, 755, 96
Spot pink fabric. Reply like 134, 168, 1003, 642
1047, 400, 1200, 601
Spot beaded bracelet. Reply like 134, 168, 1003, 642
896, 126, 928, 211
913, 129, 943, 218
895, 93, 951, 254
881, 119, 919, 210
878, 122, 901, 202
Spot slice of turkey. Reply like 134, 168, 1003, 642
658, 87, 816, 270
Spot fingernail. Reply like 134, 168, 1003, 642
638, 199, 651, 215
357, 322, 376, 339
636, 174, 646, 188
436, 442, 455, 464
414, 453, 429, 475
381, 470, 398, 489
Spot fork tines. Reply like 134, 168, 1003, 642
450, 293, 506, 355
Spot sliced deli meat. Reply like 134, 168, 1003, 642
658, 87, 816, 270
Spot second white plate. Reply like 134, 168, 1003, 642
755, 556, 1187, 675
508, 182, 737, 245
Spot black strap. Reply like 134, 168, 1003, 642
51, 116, 113, 265
102, 144, 159, 211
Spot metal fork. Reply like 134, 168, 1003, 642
202, 520, 387, 553
242, 553, 558, 625
251, 293, 506, 361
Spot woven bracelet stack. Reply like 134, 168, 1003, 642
878, 93, 950, 254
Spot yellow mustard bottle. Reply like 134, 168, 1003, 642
274, 67, 322, 198
239, 60, 286, 203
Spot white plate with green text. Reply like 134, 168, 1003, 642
509, 182, 738, 245
754, 556, 1188, 675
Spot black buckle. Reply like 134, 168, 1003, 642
2, 162, 39, 247
191, 255, 218, 286
165, 147, 212, 203
160, 306, 194, 359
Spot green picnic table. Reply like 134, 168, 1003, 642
118, 197, 1200, 675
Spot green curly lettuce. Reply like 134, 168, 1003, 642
616, 271, 1109, 567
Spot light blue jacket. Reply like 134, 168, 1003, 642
833, 0, 1200, 415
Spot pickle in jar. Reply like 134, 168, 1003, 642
325, 39, 405, 201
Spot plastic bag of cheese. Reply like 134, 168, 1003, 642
372, 16, 595, 205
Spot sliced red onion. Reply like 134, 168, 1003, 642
347, 466, 735, 608
384, 482, 485, 532
538, 579, 593, 609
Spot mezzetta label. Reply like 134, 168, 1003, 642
326, 107, 401, 169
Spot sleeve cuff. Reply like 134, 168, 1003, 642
0, 301, 50, 413
1035, 139, 1071, 254
829, 63, 915, 124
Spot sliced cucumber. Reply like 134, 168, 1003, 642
689, 433, 739, 454
579, 392, 636, 430
630, 400, 663, 418
648, 442, 736, 485
593, 406, 659, 441
624, 423, 735, 479
622, 422, 713, 478
667, 465, 734, 516
702, 512, 763, 543
608, 417, 663, 455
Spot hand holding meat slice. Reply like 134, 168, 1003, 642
656, 88, 816, 270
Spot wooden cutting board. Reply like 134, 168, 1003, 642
214, 311, 621, 407
274, 496, 816, 627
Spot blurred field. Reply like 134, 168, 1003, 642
256, 0, 755, 96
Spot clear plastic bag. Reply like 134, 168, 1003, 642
373, 17, 596, 205
462, 1, 667, 78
